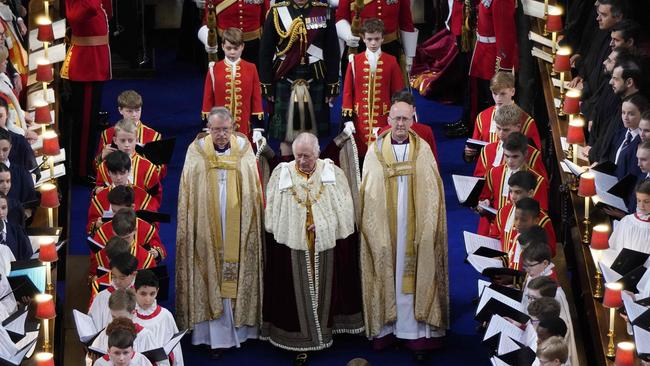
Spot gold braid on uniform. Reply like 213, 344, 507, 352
273, 8, 308, 57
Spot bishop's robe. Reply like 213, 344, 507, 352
359, 130, 449, 340
175, 133, 264, 348
262, 159, 364, 351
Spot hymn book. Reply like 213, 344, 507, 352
135, 138, 176, 166
73, 309, 104, 346
465, 138, 489, 151
633, 326, 650, 361
452, 175, 485, 207
476, 287, 530, 324
622, 292, 650, 330
141, 330, 188, 362
0, 326, 38, 366
483, 314, 536, 352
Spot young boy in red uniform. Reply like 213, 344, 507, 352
202, 27, 264, 141
88, 185, 159, 235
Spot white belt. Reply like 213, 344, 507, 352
477, 33, 496, 43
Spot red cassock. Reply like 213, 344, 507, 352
336, 0, 415, 37
89, 243, 156, 278
92, 217, 165, 258
87, 185, 159, 234
202, 59, 264, 137
477, 165, 548, 236
468, 0, 518, 80
61, 0, 112, 81
475, 143, 547, 179
203, 0, 268, 39
342, 52, 404, 156
495, 203, 557, 257
95, 122, 161, 163
471, 106, 542, 149
95, 154, 161, 201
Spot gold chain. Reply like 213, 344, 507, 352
288, 182, 325, 207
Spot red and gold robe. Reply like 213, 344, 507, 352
92, 217, 166, 260
202, 0, 268, 39
95, 121, 161, 163
336, 0, 415, 38
87, 185, 159, 234
474, 142, 547, 179
471, 105, 541, 148
496, 202, 557, 258
95, 154, 162, 201
342, 51, 404, 156
202, 59, 264, 137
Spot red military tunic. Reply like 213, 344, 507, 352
95, 154, 161, 201
336, 0, 415, 39
477, 165, 548, 236
469, 0, 518, 80
203, 0, 268, 40
342, 52, 404, 156
202, 59, 264, 137
474, 142, 547, 179
471, 105, 542, 148
61, 0, 112, 81
89, 241, 156, 278
495, 202, 557, 257
95, 121, 161, 163
87, 185, 159, 234
92, 217, 166, 259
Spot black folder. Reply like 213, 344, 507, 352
135, 138, 176, 165
498, 343, 537, 366
591, 161, 617, 175
473, 247, 508, 259
608, 174, 637, 199
141, 330, 187, 363
4, 275, 40, 302
488, 283, 524, 303
481, 267, 525, 280
618, 266, 649, 294
611, 249, 649, 275
475, 298, 530, 324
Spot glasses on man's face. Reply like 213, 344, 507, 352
388, 116, 413, 123
209, 127, 232, 134
526, 294, 541, 302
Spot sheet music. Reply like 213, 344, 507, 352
35, 149, 66, 167
484, 314, 525, 342
464, 231, 502, 255
498, 335, 521, 356
622, 291, 648, 323
598, 261, 622, 283
592, 170, 619, 192
477, 288, 526, 318
27, 88, 55, 107
490, 356, 510, 366
592, 189, 628, 213
28, 43, 66, 71
528, 31, 554, 48
638, 266, 650, 295
35, 163, 66, 187
478, 279, 491, 297
468, 254, 503, 273
554, 98, 560, 108
466, 138, 489, 147
633, 325, 650, 355
14, 331, 38, 359
562, 159, 586, 176
163, 330, 187, 354
28, 19, 67, 51
531, 47, 553, 63
552, 78, 571, 90
452, 175, 483, 204
73, 309, 100, 343
478, 204, 498, 216
2, 308, 28, 336
521, 0, 561, 18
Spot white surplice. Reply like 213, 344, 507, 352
376, 142, 445, 340
135, 302, 184, 366
93, 352, 153, 366
88, 324, 157, 366
191, 138, 258, 349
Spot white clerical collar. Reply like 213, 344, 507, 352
136, 300, 158, 316
1, 220, 6, 235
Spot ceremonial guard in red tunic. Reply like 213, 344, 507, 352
258, 0, 340, 155
341, 19, 404, 157
62, 0, 112, 178
197, 0, 269, 64
335, 0, 418, 73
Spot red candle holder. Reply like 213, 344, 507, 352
563, 89, 581, 115
37, 20, 54, 43
35, 352, 55, 366
578, 172, 596, 197
590, 224, 610, 250
34, 103, 52, 125
614, 341, 635, 366
603, 283, 623, 308
36, 62, 54, 83
546, 12, 563, 33
35, 294, 56, 319
554, 48, 571, 73
42, 131, 60, 156
39, 240, 58, 263
40, 183, 60, 208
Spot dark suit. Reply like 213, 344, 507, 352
2, 220, 32, 261
7, 163, 37, 207
609, 129, 641, 179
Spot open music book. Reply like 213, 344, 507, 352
452, 175, 485, 207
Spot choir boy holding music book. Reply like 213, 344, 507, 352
88, 253, 138, 330
476, 133, 548, 236
88, 291, 158, 365
88, 184, 159, 236
608, 179, 650, 254
464, 72, 540, 161
92, 317, 154, 366
90, 237, 155, 303
133, 270, 184, 365
504, 200, 555, 269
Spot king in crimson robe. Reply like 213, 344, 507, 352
359, 130, 449, 347
262, 158, 364, 351
175, 132, 264, 348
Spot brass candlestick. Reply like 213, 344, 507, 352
593, 271, 603, 299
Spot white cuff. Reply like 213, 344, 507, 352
197, 25, 209, 46
335, 19, 353, 41
400, 28, 419, 58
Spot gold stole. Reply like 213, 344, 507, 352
201, 135, 242, 299
377, 132, 417, 294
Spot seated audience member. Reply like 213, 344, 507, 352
92, 317, 154, 366
474, 108, 546, 178
134, 270, 184, 365
90, 236, 155, 298
88, 184, 159, 235
96, 130, 161, 201
477, 133, 548, 236
91, 208, 164, 276
536, 336, 569, 366
88, 253, 138, 330
0, 98, 35, 171
0, 163, 24, 227
96, 90, 161, 165
466, 71, 540, 159
608, 179, 650, 253
610, 94, 647, 179
0, 130, 37, 207
0, 192, 31, 260
89, 291, 157, 365
495, 172, 556, 253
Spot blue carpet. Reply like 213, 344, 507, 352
68, 48, 491, 365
